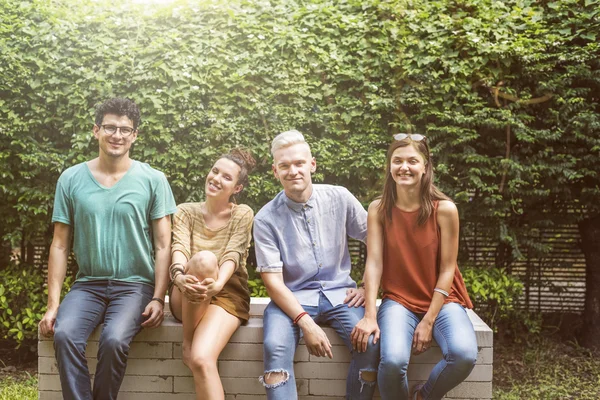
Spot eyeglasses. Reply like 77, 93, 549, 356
101, 125, 135, 137
393, 133, 426, 142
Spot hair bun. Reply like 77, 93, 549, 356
229, 148, 256, 173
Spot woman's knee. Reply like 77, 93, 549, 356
379, 351, 410, 377
453, 345, 478, 371
188, 353, 218, 377
187, 251, 218, 278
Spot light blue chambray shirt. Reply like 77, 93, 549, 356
254, 184, 367, 307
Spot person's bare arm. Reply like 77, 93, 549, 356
261, 272, 333, 359
351, 200, 384, 352
412, 200, 459, 354
39, 222, 71, 336
201, 260, 235, 298
141, 215, 171, 328
171, 249, 209, 303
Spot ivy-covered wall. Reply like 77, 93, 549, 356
1, 0, 599, 265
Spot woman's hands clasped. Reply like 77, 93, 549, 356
198, 277, 224, 299
174, 274, 223, 303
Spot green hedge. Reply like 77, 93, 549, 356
0, 263, 72, 347
462, 266, 526, 332
1, 0, 599, 309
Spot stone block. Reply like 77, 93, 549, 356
38, 298, 492, 399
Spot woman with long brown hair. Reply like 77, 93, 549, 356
168, 148, 255, 400
351, 134, 477, 400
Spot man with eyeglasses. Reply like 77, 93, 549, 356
39, 97, 177, 400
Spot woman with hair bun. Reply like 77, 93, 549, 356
168, 148, 256, 400
351, 134, 477, 400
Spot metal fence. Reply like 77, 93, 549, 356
344, 223, 587, 313
461, 224, 586, 312
32, 222, 587, 313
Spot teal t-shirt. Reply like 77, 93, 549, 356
52, 160, 177, 285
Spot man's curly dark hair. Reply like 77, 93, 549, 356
94, 98, 141, 130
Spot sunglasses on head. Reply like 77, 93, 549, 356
393, 133, 426, 142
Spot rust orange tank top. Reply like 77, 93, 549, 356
382, 200, 473, 313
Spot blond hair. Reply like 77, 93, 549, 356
270, 130, 310, 157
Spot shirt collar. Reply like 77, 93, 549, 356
283, 189, 316, 212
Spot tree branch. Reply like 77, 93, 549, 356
499, 123, 511, 194
489, 85, 553, 105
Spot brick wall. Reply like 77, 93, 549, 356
38, 298, 493, 399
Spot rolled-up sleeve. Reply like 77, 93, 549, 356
220, 208, 254, 272
171, 206, 193, 260
253, 217, 283, 273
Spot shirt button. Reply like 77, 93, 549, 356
319, 263, 322, 268
322, 282, 326, 287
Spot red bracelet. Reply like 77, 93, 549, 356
293, 311, 308, 325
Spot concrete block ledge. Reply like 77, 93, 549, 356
38, 297, 493, 399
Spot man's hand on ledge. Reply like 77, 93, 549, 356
141, 300, 164, 328
39, 307, 58, 337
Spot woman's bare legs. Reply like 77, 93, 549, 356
188, 304, 241, 399
170, 251, 218, 367
170, 251, 242, 399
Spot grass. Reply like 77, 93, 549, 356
493, 335, 600, 399
0, 372, 36, 400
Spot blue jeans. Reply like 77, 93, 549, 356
261, 292, 378, 400
53, 280, 154, 400
377, 299, 477, 400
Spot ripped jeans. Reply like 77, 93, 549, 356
261, 292, 379, 400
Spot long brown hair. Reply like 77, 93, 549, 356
377, 138, 450, 226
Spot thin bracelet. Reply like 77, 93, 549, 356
169, 263, 185, 280
151, 297, 165, 306
169, 262, 185, 271
172, 269, 184, 281
434, 288, 449, 297
293, 311, 309, 325
170, 267, 184, 281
